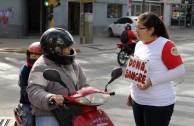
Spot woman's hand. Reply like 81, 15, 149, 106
50, 94, 64, 105
137, 78, 152, 90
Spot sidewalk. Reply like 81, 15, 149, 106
0, 35, 119, 54
0, 28, 194, 53
169, 27, 194, 42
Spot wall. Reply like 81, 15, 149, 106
93, 0, 128, 35
0, 0, 23, 38
163, 4, 171, 29
0, 0, 128, 37
53, 0, 68, 29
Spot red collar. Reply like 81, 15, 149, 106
143, 37, 158, 44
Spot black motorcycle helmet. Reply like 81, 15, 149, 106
40, 27, 76, 65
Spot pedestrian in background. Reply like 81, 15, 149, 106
27, 28, 89, 126
127, 12, 185, 126
19, 42, 42, 126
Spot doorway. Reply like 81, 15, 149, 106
171, 4, 194, 27
68, 2, 80, 35
26, 0, 47, 36
180, 4, 193, 27
68, 1, 93, 35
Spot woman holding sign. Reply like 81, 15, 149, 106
126, 12, 185, 126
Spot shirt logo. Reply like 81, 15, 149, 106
171, 47, 179, 56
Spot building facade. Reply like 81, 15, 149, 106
0, 0, 193, 38
0, 0, 129, 38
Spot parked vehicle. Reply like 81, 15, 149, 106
107, 16, 137, 37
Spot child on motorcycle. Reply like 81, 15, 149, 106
18, 42, 42, 126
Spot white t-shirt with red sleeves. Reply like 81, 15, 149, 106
131, 37, 184, 106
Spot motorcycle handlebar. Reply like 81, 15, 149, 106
109, 91, 115, 96
49, 98, 55, 105
49, 98, 69, 105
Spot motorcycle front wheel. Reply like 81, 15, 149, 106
117, 50, 128, 66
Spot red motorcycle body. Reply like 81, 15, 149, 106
62, 86, 114, 126
74, 108, 114, 126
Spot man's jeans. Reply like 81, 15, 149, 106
21, 104, 35, 126
35, 116, 59, 126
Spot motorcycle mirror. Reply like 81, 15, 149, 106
111, 67, 123, 80
43, 69, 62, 83
105, 67, 123, 92
43, 69, 71, 95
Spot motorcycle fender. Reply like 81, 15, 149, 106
73, 109, 114, 126
116, 48, 121, 54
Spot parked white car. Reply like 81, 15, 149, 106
107, 16, 137, 37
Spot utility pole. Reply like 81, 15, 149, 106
142, 0, 146, 13
44, 0, 61, 28
49, 4, 54, 28
80, 0, 84, 44
128, 0, 132, 16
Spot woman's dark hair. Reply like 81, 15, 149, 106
138, 12, 169, 39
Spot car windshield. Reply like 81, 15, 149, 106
115, 17, 133, 24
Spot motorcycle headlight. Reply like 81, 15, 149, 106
75, 93, 110, 106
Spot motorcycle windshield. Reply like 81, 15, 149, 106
75, 93, 110, 106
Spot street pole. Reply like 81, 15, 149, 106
142, 0, 146, 13
49, 4, 54, 28
128, 0, 132, 16
80, 0, 84, 44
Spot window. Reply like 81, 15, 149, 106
151, 5, 160, 16
131, 4, 142, 16
107, 4, 122, 18
131, 2, 160, 16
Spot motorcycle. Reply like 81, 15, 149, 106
13, 67, 122, 126
116, 44, 133, 66
43, 67, 122, 126
116, 40, 138, 66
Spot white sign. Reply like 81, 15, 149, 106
125, 56, 149, 85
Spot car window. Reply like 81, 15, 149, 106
115, 17, 134, 24
125, 18, 133, 24
116, 18, 126, 24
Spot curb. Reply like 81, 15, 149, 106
0, 49, 81, 53
83, 45, 116, 50
0, 48, 82, 53
0, 49, 26, 53
0, 46, 116, 53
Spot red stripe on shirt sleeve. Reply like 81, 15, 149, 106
162, 41, 183, 70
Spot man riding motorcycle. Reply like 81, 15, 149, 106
26, 28, 89, 126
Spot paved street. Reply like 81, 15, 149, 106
0, 28, 194, 126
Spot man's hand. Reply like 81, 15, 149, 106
50, 94, 64, 105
